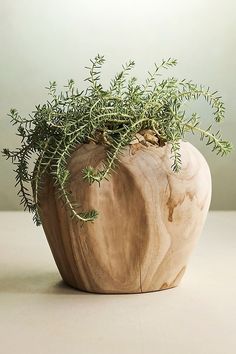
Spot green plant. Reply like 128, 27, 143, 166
2, 55, 232, 225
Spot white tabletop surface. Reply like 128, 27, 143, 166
0, 211, 236, 354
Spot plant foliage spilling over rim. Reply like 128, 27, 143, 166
3, 55, 232, 225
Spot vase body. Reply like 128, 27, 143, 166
39, 142, 211, 293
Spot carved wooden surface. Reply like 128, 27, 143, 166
39, 142, 211, 293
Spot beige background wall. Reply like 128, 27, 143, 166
0, 0, 235, 210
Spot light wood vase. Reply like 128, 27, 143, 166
39, 141, 211, 294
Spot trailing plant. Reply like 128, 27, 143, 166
2, 55, 232, 225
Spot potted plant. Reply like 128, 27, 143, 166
3, 55, 232, 294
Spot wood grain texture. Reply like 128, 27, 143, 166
39, 142, 211, 293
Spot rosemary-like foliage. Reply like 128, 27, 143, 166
2, 55, 232, 225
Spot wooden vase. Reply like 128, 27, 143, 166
39, 141, 211, 294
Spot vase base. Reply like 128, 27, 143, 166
61, 279, 180, 295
